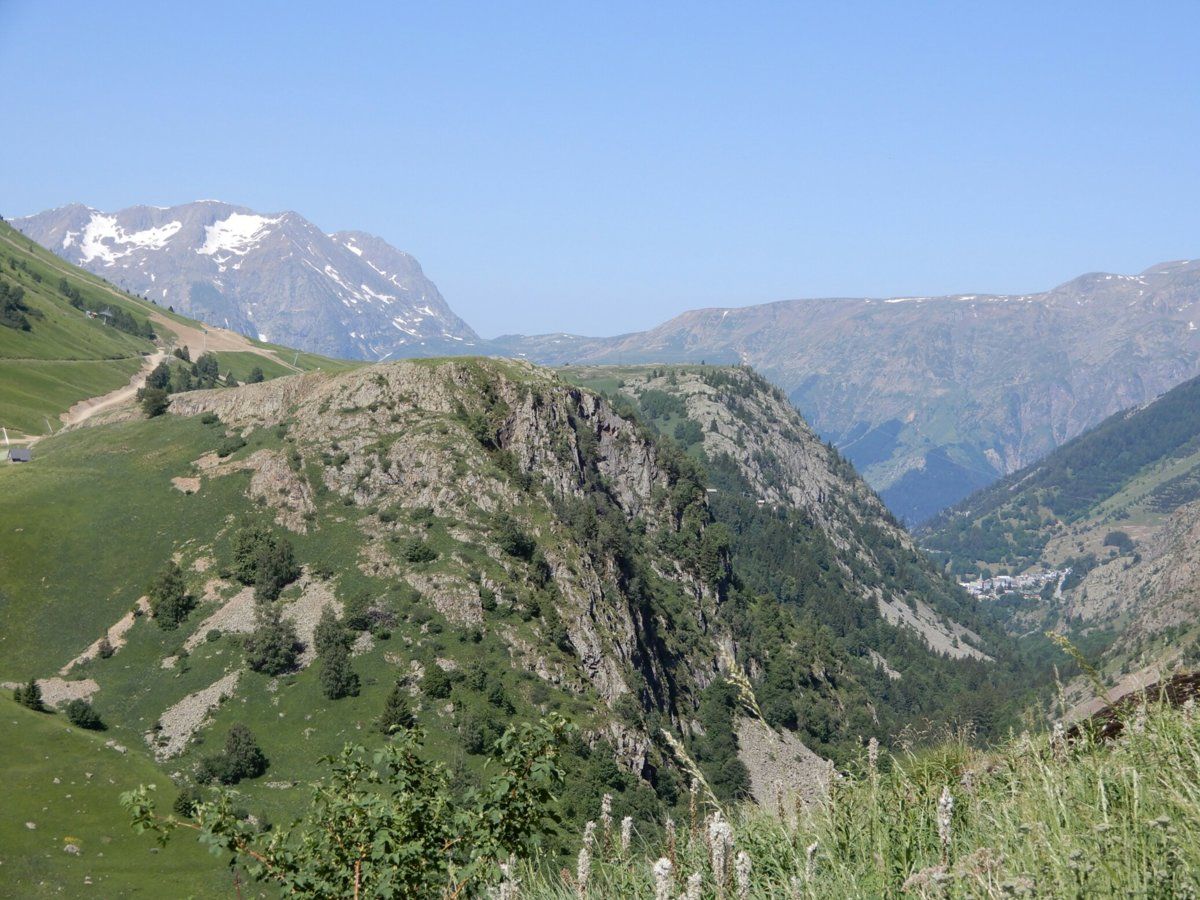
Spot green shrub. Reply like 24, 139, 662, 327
400, 538, 438, 564
422, 666, 453, 699
140, 387, 170, 418
216, 435, 247, 457
147, 560, 194, 630
124, 717, 570, 898
198, 724, 268, 785
64, 698, 105, 730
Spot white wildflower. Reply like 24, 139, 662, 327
581, 819, 597, 850
653, 857, 673, 900
1050, 721, 1066, 751
1133, 702, 1147, 734
804, 841, 818, 880
708, 812, 734, 886
960, 768, 974, 793
576, 844, 592, 898
1184, 696, 1196, 724
600, 793, 613, 843
735, 850, 752, 899
867, 736, 879, 772
937, 786, 954, 854
685, 871, 704, 900
496, 858, 519, 900
621, 816, 633, 854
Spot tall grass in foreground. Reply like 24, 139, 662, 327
518, 698, 1200, 898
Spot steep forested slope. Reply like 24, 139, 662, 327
566, 366, 1034, 744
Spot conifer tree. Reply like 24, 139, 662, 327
319, 640, 359, 700
14, 678, 45, 712
244, 599, 300, 675
379, 681, 416, 734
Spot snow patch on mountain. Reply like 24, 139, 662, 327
197, 213, 281, 257
79, 214, 183, 265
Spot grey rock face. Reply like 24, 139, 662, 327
14, 201, 480, 360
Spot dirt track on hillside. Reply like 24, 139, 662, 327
0, 231, 305, 438
57, 350, 166, 429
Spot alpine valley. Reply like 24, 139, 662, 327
0, 224, 1041, 896
922, 371, 1200, 718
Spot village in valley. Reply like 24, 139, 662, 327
959, 568, 1072, 599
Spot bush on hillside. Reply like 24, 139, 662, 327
1, 279, 35, 330
123, 716, 571, 898
147, 560, 194, 630
422, 666, 453, 699
1104, 530, 1135, 554
65, 698, 105, 730
140, 387, 170, 418
232, 522, 300, 600
198, 724, 268, 785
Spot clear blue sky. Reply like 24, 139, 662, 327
2, 1, 1197, 337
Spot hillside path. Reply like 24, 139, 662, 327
57, 350, 166, 430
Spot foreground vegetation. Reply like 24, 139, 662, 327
518, 695, 1200, 898
121, 692, 1200, 897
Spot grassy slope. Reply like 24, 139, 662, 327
0, 417, 240, 677
0, 222, 153, 433
0, 364, 630, 891
0, 700, 227, 898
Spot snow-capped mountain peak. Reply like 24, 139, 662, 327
14, 201, 479, 359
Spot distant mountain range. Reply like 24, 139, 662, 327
13, 201, 481, 359
15, 201, 1200, 522
494, 261, 1200, 521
